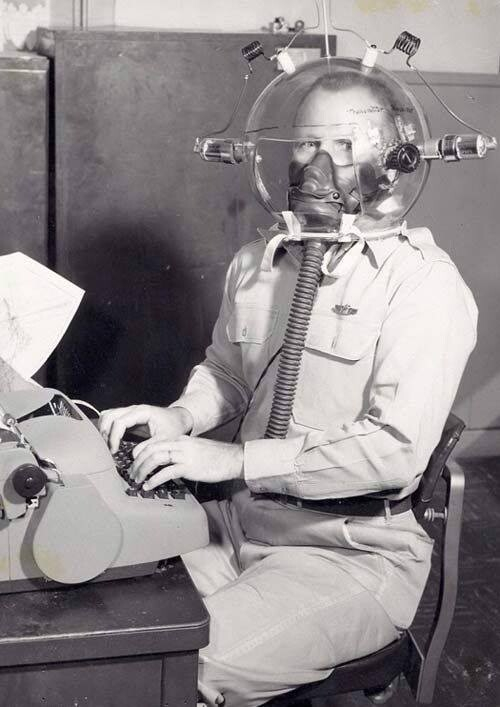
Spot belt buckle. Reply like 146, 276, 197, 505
283, 494, 302, 509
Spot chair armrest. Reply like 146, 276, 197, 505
415, 459, 465, 704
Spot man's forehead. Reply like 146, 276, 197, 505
295, 85, 387, 128
292, 123, 356, 139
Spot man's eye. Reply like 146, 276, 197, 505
293, 141, 319, 160
295, 141, 319, 152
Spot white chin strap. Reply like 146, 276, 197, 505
260, 211, 408, 274
321, 215, 409, 278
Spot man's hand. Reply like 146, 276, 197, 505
99, 404, 193, 454
129, 436, 244, 490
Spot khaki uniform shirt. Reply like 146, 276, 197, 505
176, 228, 477, 497
175, 227, 477, 627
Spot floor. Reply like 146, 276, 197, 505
286, 457, 500, 707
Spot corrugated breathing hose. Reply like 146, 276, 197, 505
264, 238, 327, 439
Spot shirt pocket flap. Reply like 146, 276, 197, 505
306, 314, 379, 361
226, 304, 278, 344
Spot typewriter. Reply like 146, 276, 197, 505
0, 387, 209, 593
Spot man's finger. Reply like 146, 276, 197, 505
132, 435, 173, 457
98, 408, 125, 437
142, 464, 183, 491
108, 420, 128, 455
132, 442, 180, 483
102, 406, 151, 453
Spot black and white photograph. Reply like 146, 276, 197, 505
0, 1, 498, 706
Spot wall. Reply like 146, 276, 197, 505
0, 1, 49, 50
0, 0, 115, 51
1, 1, 498, 71
113, 0, 500, 74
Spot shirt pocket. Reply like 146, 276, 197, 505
226, 303, 279, 387
293, 313, 380, 430
226, 303, 278, 344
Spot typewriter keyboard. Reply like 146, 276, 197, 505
113, 439, 187, 500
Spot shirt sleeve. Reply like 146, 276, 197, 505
243, 260, 478, 499
172, 255, 251, 436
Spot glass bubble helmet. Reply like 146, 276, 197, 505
244, 56, 430, 235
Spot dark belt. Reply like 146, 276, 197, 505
252, 493, 412, 517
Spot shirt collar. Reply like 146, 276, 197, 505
353, 223, 436, 268
259, 222, 436, 273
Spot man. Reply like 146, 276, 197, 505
99, 70, 477, 706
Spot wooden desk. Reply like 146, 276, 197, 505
0, 558, 209, 706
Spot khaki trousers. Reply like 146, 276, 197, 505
183, 493, 433, 707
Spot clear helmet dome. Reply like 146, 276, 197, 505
244, 56, 430, 232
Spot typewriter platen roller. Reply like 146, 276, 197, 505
0, 388, 209, 593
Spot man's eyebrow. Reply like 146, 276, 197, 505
245, 126, 280, 135
245, 121, 357, 136
291, 122, 358, 129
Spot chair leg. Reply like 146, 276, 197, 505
364, 675, 401, 704
415, 461, 465, 704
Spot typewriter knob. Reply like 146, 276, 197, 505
12, 464, 48, 498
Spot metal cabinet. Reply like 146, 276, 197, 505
0, 54, 48, 263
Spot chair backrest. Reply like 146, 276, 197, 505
412, 412, 465, 518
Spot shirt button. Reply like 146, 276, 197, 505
242, 326, 248, 337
